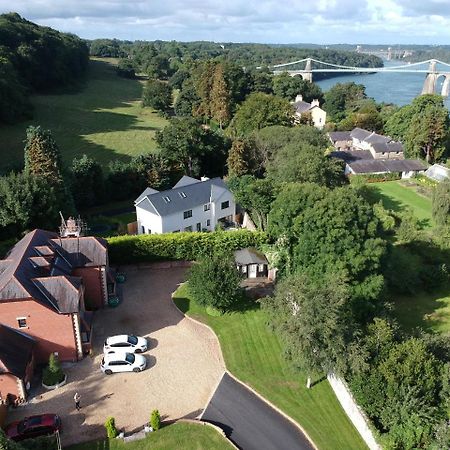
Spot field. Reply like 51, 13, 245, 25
369, 180, 434, 228
67, 422, 234, 450
0, 58, 168, 173
173, 284, 367, 450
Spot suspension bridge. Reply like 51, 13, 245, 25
260, 58, 450, 97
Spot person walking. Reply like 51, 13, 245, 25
74, 392, 81, 411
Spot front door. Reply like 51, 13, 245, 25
249, 264, 257, 279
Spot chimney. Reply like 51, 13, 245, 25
295, 94, 303, 103
311, 99, 320, 107
200, 176, 210, 182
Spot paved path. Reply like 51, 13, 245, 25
8, 267, 225, 447
202, 373, 315, 450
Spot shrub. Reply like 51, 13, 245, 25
42, 353, 65, 386
107, 230, 268, 265
349, 173, 401, 183
150, 409, 161, 431
104, 417, 118, 438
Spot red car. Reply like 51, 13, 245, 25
5, 414, 61, 441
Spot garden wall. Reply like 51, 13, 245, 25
327, 373, 380, 450
107, 231, 268, 265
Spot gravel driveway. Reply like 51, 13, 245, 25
7, 266, 225, 447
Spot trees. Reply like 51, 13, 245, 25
71, 155, 105, 209
187, 254, 242, 312
323, 82, 366, 122
433, 180, 450, 227
174, 79, 200, 117
116, 59, 135, 79
227, 140, 258, 177
142, 79, 172, 113
272, 73, 323, 103
228, 93, 294, 137
262, 272, 354, 384
338, 99, 384, 133
210, 64, 231, 128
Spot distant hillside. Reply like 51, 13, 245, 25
0, 13, 89, 124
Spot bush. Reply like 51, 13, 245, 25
104, 417, 118, 438
150, 409, 161, 430
42, 353, 65, 386
21, 435, 58, 450
349, 173, 401, 183
107, 230, 268, 264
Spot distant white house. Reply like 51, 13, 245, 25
292, 95, 326, 129
135, 176, 236, 234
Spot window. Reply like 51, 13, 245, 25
196, 223, 201, 232
179, 192, 187, 198
221, 201, 229, 210
163, 196, 171, 203
242, 266, 247, 273
258, 264, 265, 272
141, 226, 145, 234
184, 225, 193, 232
206, 219, 211, 227
17, 317, 27, 328
204, 203, 210, 211
183, 210, 192, 219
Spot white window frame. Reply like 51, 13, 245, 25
204, 203, 211, 211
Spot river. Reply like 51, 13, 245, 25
315, 60, 450, 107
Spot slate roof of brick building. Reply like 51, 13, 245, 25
328, 131, 351, 142
136, 177, 230, 217
330, 150, 374, 163
371, 141, 404, 153
348, 159, 427, 174
350, 127, 373, 141
0, 229, 107, 313
0, 324, 35, 378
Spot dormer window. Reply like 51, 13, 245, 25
179, 192, 187, 198
163, 196, 171, 203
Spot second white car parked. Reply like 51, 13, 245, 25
103, 335, 148, 353
101, 352, 147, 374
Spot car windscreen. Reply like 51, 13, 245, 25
125, 353, 135, 364
127, 335, 138, 345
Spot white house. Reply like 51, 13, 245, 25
292, 95, 327, 129
135, 176, 236, 234
349, 128, 404, 160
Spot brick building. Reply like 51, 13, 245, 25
0, 229, 113, 403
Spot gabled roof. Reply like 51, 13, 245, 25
328, 131, 351, 142
350, 127, 373, 141
364, 133, 391, 145
0, 230, 107, 313
136, 177, 230, 217
371, 142, 404, 153
135, 187, 159, 204
0, 324, 35, 378
235, 248, 268, 266
348, 159, 427, 174
173, 175, 200, 189
293, 100, 313, 113
331, 150, 374, 163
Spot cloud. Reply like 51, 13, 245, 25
1, 0, 450, 43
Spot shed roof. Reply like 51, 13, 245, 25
235, 248, 268, 266
0, 324, 35, 378
348, 159, 426, 174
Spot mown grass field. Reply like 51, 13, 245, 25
67, 422, 234, 450
173, 284, 367, 450
0, 58, 168, 173
370, 180, 434, 228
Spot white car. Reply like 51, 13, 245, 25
103, 335, 147, 353
101, 352, 147, 374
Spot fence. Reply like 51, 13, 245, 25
327, 373, 381, 450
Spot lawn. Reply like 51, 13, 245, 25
173, 284, 367, 450
0, 58, 168, 173
370, 180, 434, 228
393, 282, 450, 333
67, 422, 234, 450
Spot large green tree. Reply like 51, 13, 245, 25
228, 93, 294, 137
142, 79, 172, 113
323, 82, 366, 122
432, 179, 450, 227
188, 254, 242, 311
273, 72, 323, 103
262, 272, 354, 386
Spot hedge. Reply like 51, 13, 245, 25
349, 173, 401, 183
107, 230, 268, 265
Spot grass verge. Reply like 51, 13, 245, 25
67, 422, 234, 450
173, 284, 367, 450
0, 58, 168, 173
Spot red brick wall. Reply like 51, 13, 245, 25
73, 267, 104, 309
0, 373, 20, 403
0, 300, 77, 363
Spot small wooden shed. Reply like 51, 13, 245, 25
235, 248, 269, 279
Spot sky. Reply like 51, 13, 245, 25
2, 0, 450, 45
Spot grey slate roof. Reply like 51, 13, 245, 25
135, 187, 159, 204
331, 150, 374, 163
0, 229, 108, 313
350, 127, 373, 141
349, 159, 426, 174
371, 141, 404, 153
328, 131, 351, 142
364, 133, 391, 145
0, 324, 35, 378
293, 100, 312, 113
235, 248, 268, 266
136, 177, 230, 217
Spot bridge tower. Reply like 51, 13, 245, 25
441, 74, 450, 97
422, 60, 439, 95
303, 58, 313, 82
